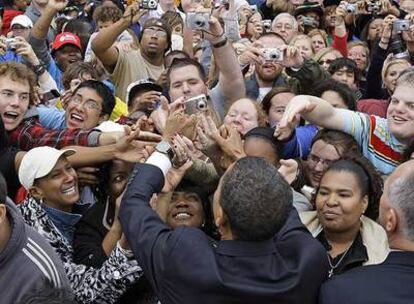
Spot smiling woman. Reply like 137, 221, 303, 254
300, 155, 388, 278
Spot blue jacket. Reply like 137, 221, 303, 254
120, 163, 329, 304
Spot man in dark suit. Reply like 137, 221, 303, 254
120, 148, 329, 304
319, 159, 414, 304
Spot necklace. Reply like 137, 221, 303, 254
327, 245, 352, 278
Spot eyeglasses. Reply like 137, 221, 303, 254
0, 90, 30, 103
144, 28, 167, 38
70, 95, 101, 111
318, 59, 333, 65
308, 154, 334, 168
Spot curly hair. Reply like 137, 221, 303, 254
92, 5, 123, 23
0, 62, 37, 105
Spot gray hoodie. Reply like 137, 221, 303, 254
0, 198, 72, 303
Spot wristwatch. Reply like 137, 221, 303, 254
155, 141, 174, 161
33, 64, 46, 77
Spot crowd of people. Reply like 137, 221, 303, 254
0, 0, 414, 302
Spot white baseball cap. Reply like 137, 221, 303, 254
11, 15, 34, 29
18, 147, 76, 190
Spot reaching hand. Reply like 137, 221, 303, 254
114, 126, 156, 163
281, 45, 304, 69
162, 160, 193, 193
215, 124, 246, 161
278, 159, 299, 185
172, 134, 204, 161
76, 166, 100, 186
238, 40, 265, 66
47, 0, 69, 12
123, 2, 148, 25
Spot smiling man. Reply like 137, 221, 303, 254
37, 80, 116, 131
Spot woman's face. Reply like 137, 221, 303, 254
268, 92, 296, 126
305, 140, 341, 187
109, 160, 134, 199
293, 38, 314, 59
247, 13, 263, 39
224, 98, 259, 135
244, 137, 279, 166
316, 170, 367, 234
348, 45, 368, 71
367, 18, 383, 42
318, 52, 338, 71
33, 157, 79, 210
310, 34, 326, 53
384, 62, 411, 93
321, 90, 348, 109
166, 192, 205, 229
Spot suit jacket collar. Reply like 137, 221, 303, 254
385, 251, 414, 267
216, 239, 276, 257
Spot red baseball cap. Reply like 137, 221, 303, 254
51, 32, 82, 52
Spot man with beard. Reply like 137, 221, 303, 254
239, 32, 288, 102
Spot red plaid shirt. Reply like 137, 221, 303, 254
7, 117, 99, 151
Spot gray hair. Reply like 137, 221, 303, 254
272, 13, 298, 32
388, 171, 414, 241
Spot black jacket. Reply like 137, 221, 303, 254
120, 163, 330, 304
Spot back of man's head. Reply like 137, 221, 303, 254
387, 167, 414, 242
220, 157, 292, 241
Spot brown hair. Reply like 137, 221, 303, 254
92, 5, 122, 23
62, 62, 99, 91
0, 62, 36, 105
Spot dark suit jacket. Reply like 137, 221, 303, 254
120, 163, 329, 304
319, 251, 414, 304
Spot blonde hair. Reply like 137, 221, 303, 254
347, 41, 370, 66
290, 34, 312, 47
312, 47, 342, 62
307, 29, 328, 47
381, 57, 411, 82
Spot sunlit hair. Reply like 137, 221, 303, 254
0, 62, 36, 105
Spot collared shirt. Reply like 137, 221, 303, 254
42, 204, 82, 244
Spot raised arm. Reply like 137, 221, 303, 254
277, 95, 348, 137
92, 3, 147, 72
204, 16, 245, 104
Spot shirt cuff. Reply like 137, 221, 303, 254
146, 151, 172, 176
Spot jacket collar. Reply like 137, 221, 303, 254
216, 239, 276, 257
385, 251, 414, 267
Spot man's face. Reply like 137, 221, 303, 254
387, 84, 414, 142
140, 26, 169, 59
169, 65, 208, 101
11, 25, 31, 40
97, 20, 114, 30
34, 0, 48, 6
255, 36, 286, 82
54, 45, 82, 71
0, 75, 30, 131
272, 16, 296, 43
65, 87, 105, 130
331, 67, 356, 90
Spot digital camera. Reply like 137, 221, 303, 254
263, 48, 283, 62
186, 12, 210, 31
301, 16, 317, 27
185, 94, 208, 115
262, 19, 272, 32
249, 4, 258, 13
366, 1, 381, 13
394, 19, 410, 32
5, 38, 16, 51
140, 0, 158, 10
343, 3, 357, 14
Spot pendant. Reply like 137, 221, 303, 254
328, 268, 334, 278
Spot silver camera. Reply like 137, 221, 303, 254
394, 19, 411, 32
301, 16, 317, 27
263, 48, 283, 62
5, 38, 16, 51
140, 0, 158, 10
185, 94, 208, 115
262, 19, 272, 32
366, 1, 381, 13
186, 12, 210, 31
343, 3, 357, 14
249, 4, 258, 13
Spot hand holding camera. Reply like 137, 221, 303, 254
123, 0, 149, 25
238, 40, 265, 66
10, 37, 40, 65
280, 45, 304, 69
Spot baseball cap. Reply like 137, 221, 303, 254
11, 15, 33, 29
126, 78, 163, 106
51, 32, 82, 53
18, 147, 76, 190
294, 1, 324, 17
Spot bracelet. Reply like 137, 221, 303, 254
212, 37, 228, 48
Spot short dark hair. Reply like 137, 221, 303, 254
311, 129, 361, 157
320, 155, 383, 220
73, 80, 115, 116
261, 86, 294, 115
220, 157, 292, 241
328, 57, 360, 83
62, 62, 98, 91
167, 57, 206, 87
244, 127, 284, 164
310, 79, 356, 110
0, 172, 7, 204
